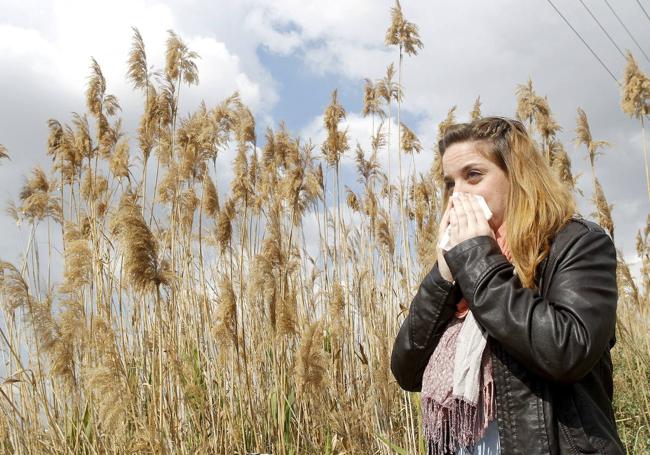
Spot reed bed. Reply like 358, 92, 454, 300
0, 4, 648, 454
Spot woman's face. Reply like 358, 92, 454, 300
442, 141, 510, 231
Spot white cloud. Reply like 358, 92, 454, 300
243, 8, 302, 55
0, 0, 277, 123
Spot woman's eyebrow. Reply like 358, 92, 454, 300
443, 162, 484, 181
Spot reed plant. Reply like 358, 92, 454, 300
0, 10, 648, 455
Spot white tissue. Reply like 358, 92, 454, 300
438, 193, 493, 251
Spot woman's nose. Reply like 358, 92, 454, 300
452, 186, 472, 197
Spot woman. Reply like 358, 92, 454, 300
391, 117, 624, 454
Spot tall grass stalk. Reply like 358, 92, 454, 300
0, 24, 648, 455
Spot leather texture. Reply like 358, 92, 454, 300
391, 217, 625, 454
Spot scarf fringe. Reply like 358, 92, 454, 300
422, 374, 494, 455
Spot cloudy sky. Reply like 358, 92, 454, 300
1, 0, 649, 278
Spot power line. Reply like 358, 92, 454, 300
578, 0, 626, 59
603, 0, 650, 63
545, 0, 619, 84
635, 0, 650, 24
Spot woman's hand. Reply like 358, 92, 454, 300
447, 192, 495, 250
437, 198, 454, 282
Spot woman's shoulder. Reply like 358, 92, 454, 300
550, 214, 614, 255
558, 214, 610, 238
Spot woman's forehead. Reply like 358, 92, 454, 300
442, 141, 494, 172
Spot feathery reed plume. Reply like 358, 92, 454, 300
385, 1, 422, 286
371, 122, 387, 156
261, 126, 277, 170
375, 209, 395, 256
534, 96, 561, 149
322, 90, 349, 167
0, 261, 30, 313
470, 96, 482, 120
126, 27, 149, 91
295, 320, 327, 397
516, 78, 561, 160
592, 177, 614, 240
86, 58, 107, 118
411, 174, 432, 231
258, 128, 278, 209
362, 79, 385, 121
355, 143, 381, 185
110, 194, 166, 293
179, 188, 199, 230
248, 200, 286, 332
216, 197, 236, 252
621, 51, 650, 204
230, 102, 256, 206
278, 277, 298, 337
72, 112, 94, 161
59, 222, 91, 293
46, 119, 64, 159
385, 0, 423, 56
346, 187, 360, 212
157, 162, 180, 204
86, 58, 120, 159
211, 92, 239, 138
550, 139, 579, 194
374, 64, 400, 199
431, 106, 457, 187
304, 159, 324, 205
157, 78, 175, 132
235, 102, 256, 146
400, 122, 422, 154
375, 63, 400, 107
413, 176, 438, 271
213, 276, 237, 348
280, 140, 320, 225
516, 78, 536, 127
231, 137, 250, 204
85, 317, 130, 440
138, 84, 159, 163
81, 169, 108, 203
532, 95, 557, 134
574, 108, 610, 169
363, 188, 379, 233
437, 105, 457, 140
165, 30, 199, 86
109, 138, 130, 180
329, 282, 346, 342
202, 174, 219, 217
621, 51, 650, 118
177, 103, 215, 181
49, 120, 82, 184
98, 118, 122, 159
19, 167, 61, 223
0, 144, 9, 161
28, 295, 78, 390
269, 123, 299, 173
617, 251, 641, 306
5, 201, 20, 226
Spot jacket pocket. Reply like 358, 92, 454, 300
557, 393, 600, 454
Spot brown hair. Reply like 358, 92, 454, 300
438, 116, 576, 288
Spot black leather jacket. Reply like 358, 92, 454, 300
391, 217, 625, 454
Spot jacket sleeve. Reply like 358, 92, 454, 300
443, 228, 618, 383
390, 263, 461, 391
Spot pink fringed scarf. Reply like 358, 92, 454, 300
421, 224, 512, 454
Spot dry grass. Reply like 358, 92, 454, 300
0, 12, 648, 455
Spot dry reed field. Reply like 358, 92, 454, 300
0, 3, 648, 454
